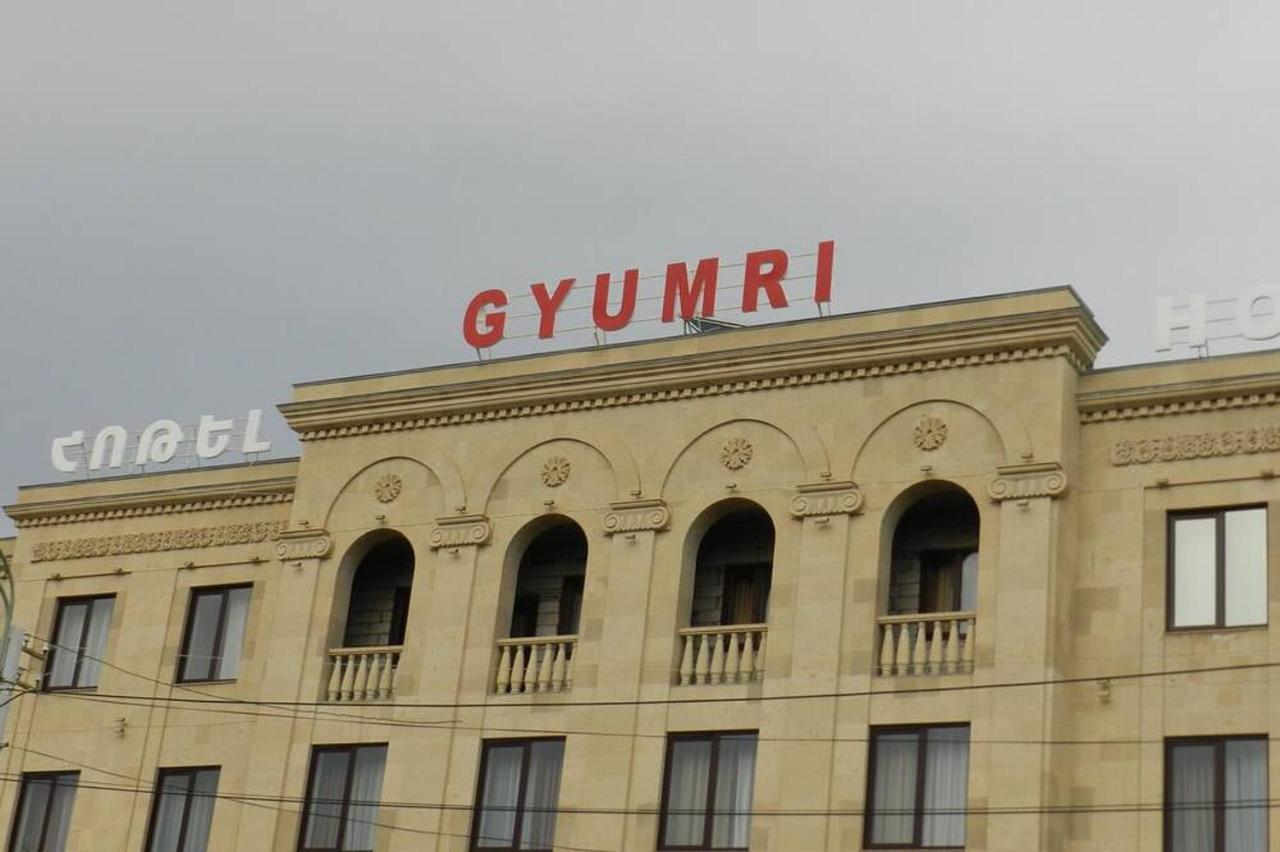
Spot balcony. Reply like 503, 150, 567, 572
326, 646, 402, 701
876, 612, 975, 676
495, 635, 577, 694
677, 624, 767, 686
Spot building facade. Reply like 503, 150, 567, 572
1, 287, 1277, 851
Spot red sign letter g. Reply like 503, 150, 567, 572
463, 289, 508, 349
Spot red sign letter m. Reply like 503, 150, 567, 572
661, 257, 719, 322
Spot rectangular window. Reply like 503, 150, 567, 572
865, 725, 970, 849
7, 772, 77, 852
178, 586, 252, 682
144, 767, 220, 852
1166, 737, 1268, 852
299, 744, 387, 852
659, 732, 758, 851
471, 738, 566, 851
1169, 507, 1268, 629
44, 596, 114, 690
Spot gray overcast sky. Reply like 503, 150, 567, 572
3, 2, 1279, 532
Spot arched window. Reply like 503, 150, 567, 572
343, 535, 415, 647
691, 504, 774, 627
509, 521, 587, 639
888, 487, 979, 615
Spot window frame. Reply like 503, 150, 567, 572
657, 729, 758, 852
1166, 505, 1269, 631
1163, 734, 1269, 852
297, 743, 388, 852
469, 736, 566, 852
142, 766, 221, 852
43, 594, 115, 691
863, 723, 970, 851
176, 584, 252, 683
6, 771, 79, 852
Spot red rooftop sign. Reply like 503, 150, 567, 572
462, 240, 835, 348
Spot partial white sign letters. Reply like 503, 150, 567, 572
51, 409, 273, 475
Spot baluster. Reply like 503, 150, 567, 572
564, 639, 576, 689
754, 630, 767, 678
961, 619, 975, 670
740, 632, 756, 682
927, 620, 944, 674
878, 625, 895, 676
911, 623, 928, 675
496, 646, 512, 694
327, 655, 343, 701
339, 654, 356, 701
679, 635, 694, 685
551, 642, 567, 691
709, 633, 726, 685
725, 632, 742, 683
894, 624, 911, 675
511, 645, 527, 694
377, 652, 395, 698
352, 654, 370, 700
523, 644, 540, 693
330, 652, 345, 701
694, 634, 711, 685
536, 641, 554, 691
945, 621, 962, 673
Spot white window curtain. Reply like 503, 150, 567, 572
1170, 743, 1215, 852
710, 735, 757, 849
870, 734, 918, 845
182, 595, 223, 681
521, 741, 565, 850
215, 587, 251, 680
43, 779, 76, 852
343, 746, 386, 852
477, 746, 524, 848
48, 604, 87, 688
182, 769, 219, 852
148, 774, 191, 852
303, 751, 351, 850
77, 597, 114, 687
1223, 509, 1267, 627
1224, 740, 1267, 852
14, 775, 77, 852
1173, 518, 1217, 627
12, 778, 52, 852
663, 739, 712, 847
921, 728, 969, 846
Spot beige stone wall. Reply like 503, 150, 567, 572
1, 289, 1276, 850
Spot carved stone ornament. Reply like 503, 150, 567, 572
32, 520, 288, 563
790, 481, 864, 518
275, 528, 334, 561
541, 456, 571, 487
1110, 426, 1280, 466
913, 415, 948, 451
987, 463, 1068, 501
373, 473, 403, 503
603, 499, 671, 535
429, 514, 492, 549
720, 437, 754, 470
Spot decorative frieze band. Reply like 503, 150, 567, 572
31, 520, 289, 563
988, 463, 1068, 501
1109, 427, 1280, 466
429, 514, 492, 549
790, 481, 864, 518
294, 346, 1080, 442
603, 500, 671, 535
275, 529, 334, 561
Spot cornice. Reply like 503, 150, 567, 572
283, 308, 1102, 442
5, 477, 296, 529
1078, 371, 1280, 423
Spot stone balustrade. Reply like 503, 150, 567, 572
494, 635, 577, 695
677, 624, 767, 686
876, 612, 975, 676
326, 645, 402, 702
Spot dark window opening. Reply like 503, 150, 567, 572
470, 739, 566, 851
658, 732, 758, 850
298, 744, 387, 852
889, 490, 979, 616
144, 767, 220, 852
45, 596, 114, 690
342, 538, 414, 648
1165, 736, 1267, 852
178, 586, 251, 683
865, 725, 970, 849
7, 772, 78, 852
508, 523, 587, 639
691, 506, 774, 628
